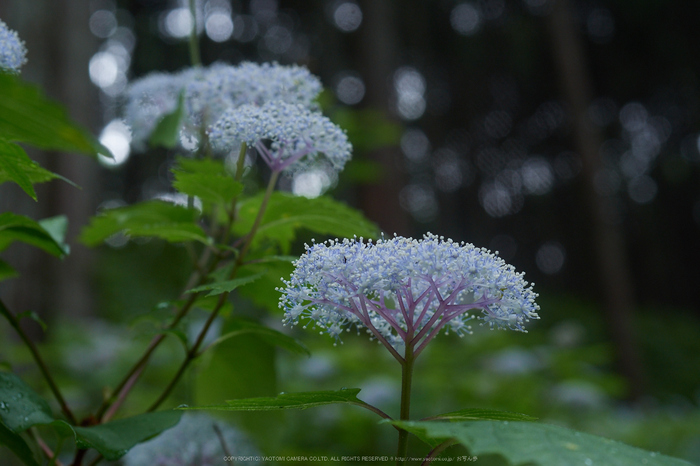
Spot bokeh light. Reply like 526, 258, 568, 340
333, 72, 365, 105
536, 241, 566, 274
332, 1, 363, 33
450, 3, 481, 36
394, 67, 426, 120
98, 119, 131, 168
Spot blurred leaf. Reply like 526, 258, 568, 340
429, 408, 538, 422
0, 73, 110, 157
15, 311, 47, 332
0, 138, 58, 200
187, 272, 264, 297
342, 159, 384, 184
206, 318, 309, 356
386, 420, 693, 465
69, 411, 182, 461
184, 388, 363, 411
148, 92, 185, 149
0, 213, 69, 257
0, 259, 17, 282
234, 192, 379, 253
331, 107, 401, 153
38, 215, 70, 254
80, 201, 208, 246
236, 260, 294, 314
0, 420, 39, 466
0, 372, 55, 432
172, 158, 244, 206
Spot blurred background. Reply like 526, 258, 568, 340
1, 0, 700, 463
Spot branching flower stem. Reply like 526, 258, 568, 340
0, 299, 77, 425
147, 169, 280, 411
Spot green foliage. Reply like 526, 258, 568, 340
0, 138, 75, 201
0, 259, 17, 282
172, 157, 244, 206
187, 271, 264, 297
233, 192, 379, 253
0, 420, 39, 466
80, 200, 208, 246
187, 388, 364, 411
206, 317, 309, 356
0, 213, 69, 257
0, 73, 109, 157
330, 107, 401, 153
0, 372, 182, 461
388, 420, 693, 465
148, 92, 185, 149
430, 408, 537, 422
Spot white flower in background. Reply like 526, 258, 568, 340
0, 18, 27, 72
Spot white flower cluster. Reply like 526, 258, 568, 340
208, 100, 352, 174
279, 234, 539, 355
0, 18, 27, 72
122, 413, 258, 466
122, 61, 321, 152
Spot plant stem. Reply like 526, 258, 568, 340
0, 299, 77, 425
421, 439, 456, 465
396, 342, 415, 466
146, 171, 280, 410
187, 0, 201, 66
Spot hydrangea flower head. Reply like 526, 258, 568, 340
208, 100, 352, 174
186, 61, 322, 124
122, 413, 258, 466
0, 18, 27, 72
123, 68, 199, 151
279, 234, 539, 359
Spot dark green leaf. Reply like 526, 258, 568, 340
429, 408, 537, 422
80, 200, 208, 246
149, 92, 185, 149
0, 420, 39, 466
184, 388, 363, 412
186, 272, 264, 297
0, 73, 110, 157
205, 318, 309, 356
0, 213, 68, 257
69, 411, 182, 461
386, 420, 693, 465
233, 192, 379, 253
0, 259, 17, 282
0, 372, 55, 432
0, 138, 77, 201
172, 158, 244, 206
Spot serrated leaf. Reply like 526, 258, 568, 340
80, 200, 208, 246
206, 318, 309, 356
0, 73, 110, 157
0, 259, 17, 282
386, 420, 693, 465
149, 92, 186, 149
233, 192, 379, 253
172, 158, 244, 206
429, 408, 537, 422
0, 138, 77, 201
183, 388, 363, 412
0, 420, 39, 466
0, 213, 68, 257
186, 272, 264, 297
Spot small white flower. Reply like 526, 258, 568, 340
0, 18, 27, 72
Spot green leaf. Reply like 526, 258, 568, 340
0, 372, 55, 432
0, 138, 77, 201
205, 318, 309, 356
172, 158, 244, 206
331, 107, 401, 153
0, 213, 68, 257
184, 388, 364, 412
39, 215, 70, 254
386, 420, 694, 465
429, 408, 538, 422
0, 73, 110, 157
69, 411, 182, 461
233, 192, 379, 253
0, 259, 17, 282
15, 311, 47, 332
80, 200, 208, 246
0, 420, 39, 466
186, 272, 264, 297
149, 92, 185, 149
